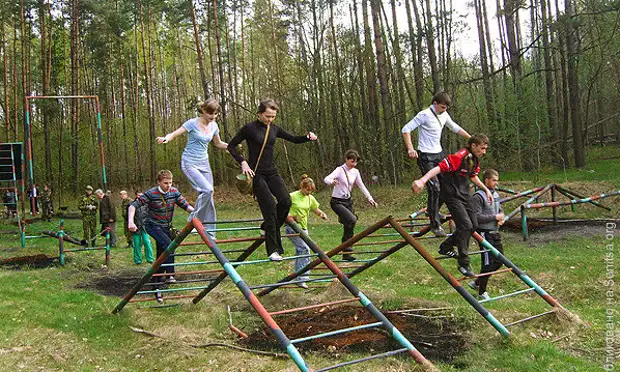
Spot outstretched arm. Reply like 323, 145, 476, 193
312, 208, 328, 220
276, 126, 317, 143
157, 126, 187, 144
470, 176, 493, 203
411, 166, 441, 193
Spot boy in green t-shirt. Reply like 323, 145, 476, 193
284, 175, 328, 289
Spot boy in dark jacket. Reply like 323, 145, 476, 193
412, 134, 493, 277
468, 169, 505, 300
96, 188, 117, 247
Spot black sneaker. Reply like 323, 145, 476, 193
458, 265, 475, 277
438, 244, 457, 258
342, 254, 356, 261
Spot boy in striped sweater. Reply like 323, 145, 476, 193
128, 170, 194, 302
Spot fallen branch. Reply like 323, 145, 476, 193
129, 326, 285, 358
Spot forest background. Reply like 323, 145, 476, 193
1, 0, 619, 196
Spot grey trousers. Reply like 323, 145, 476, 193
182, 161, 216, 237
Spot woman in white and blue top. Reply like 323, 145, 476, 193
156, 99, 228, 237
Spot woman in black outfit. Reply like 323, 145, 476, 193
228, 99, 318, 261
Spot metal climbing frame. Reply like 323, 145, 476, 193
499, 183, 619, 240
0, 142, 25, 247
112, 217, 438, 371
262, 216, 572, 337
24, 95, 108, 197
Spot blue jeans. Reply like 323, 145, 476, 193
284, 225, 310, 281
145, 223, 174, 282
182, 161, 216, 238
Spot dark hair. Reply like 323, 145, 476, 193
197, 98, 220, 115
157, 170, 173, 181
257, 99, 279, 113
431, 91, 452, 106
483, 169, 499, 180
467, 134, 489, 147
344, 149, 360, 161
300, 174, 316, 191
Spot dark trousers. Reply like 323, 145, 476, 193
476, 231, 503, 294
100, 222, 117, 246
441, 195, 477, 267
253, 171, 291, 256
417, 151, 444, 229
145, 223, 174, 283
330, 197, 357, 252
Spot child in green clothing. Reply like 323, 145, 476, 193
131, 191, 154, 264
284, 175, 328, 288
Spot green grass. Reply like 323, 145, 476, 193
1, 147, 618, 371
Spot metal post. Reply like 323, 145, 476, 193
105, 230, 110, 266
59, 220, 65, 266
521, 205, 528, 241
551, 185, 557, 224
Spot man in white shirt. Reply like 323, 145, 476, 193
402, 92, 470, 236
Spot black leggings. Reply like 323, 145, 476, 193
441, 195, 477, 267
476, 231, 504, 294
330, 197, 357, 252
417, 151, 444, 229
253, 171, 291, 256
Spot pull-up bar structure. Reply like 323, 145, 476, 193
24, 95, 108, 195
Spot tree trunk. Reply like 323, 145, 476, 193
424, 0, 440, 93
190, 1, 210, 100
564, 0, 585, 167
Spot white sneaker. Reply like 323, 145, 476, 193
468, 280, 478, 290
478, 292, 490, 301
165, 276, 176, 284
296, 281, 309, 289
268, 252, 283, 261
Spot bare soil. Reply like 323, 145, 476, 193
0, 254, 56, 269
239, 305, 467, 363
503, 217, 617, 244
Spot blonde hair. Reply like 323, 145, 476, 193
300, 174, 316, 192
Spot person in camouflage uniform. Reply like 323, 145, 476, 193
40, 184, 53, 222
120, 190, 133, 248
79, 185, 98, 246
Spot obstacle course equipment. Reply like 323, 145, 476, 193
113, 217, 438, 371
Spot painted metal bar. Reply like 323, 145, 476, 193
248, 275, 337, 290
171, 247, 258, 257
315, 348, 409, 372
160, 260, 219, 267
456, 267, 514, 281
504, 184, 552, 222
111, 222, 195, 314
352, 239, 405, 247
137, 285, 213, 295
64, 247, 108, 252
434, 249, 489, 260
201, 218, 264, 224
191, 238, 264, 304
390, 219, 510, 337
472, 232, 567, 310
269, 298, 361, 316
257, 217, 393, 298
282, 219, 437, 370
551, 186, 558, 224
504, 310, 556, 327
409, 208, 427, 220
129, 294, 198, 303
555, 185, 613, 211
59, 221, 65, 266
345, 242, 409, 279
554, 187, 577, 212
478, 287, 536, 304
191, 219, 311, 372
142, 277, 218, 286
291, 322, 383, 344
496, 186, 519, 195
524, 190, 620, 209
498, 186, 545, 204
151, 269, 224, 277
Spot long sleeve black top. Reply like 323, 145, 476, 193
228, 120, 310, 174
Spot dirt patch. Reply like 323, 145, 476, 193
0, 254, 57, 269
503, 217, 616, 244
75, 270, 145, 297
240, 306, 467, 363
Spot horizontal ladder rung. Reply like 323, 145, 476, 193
315, 348, 409, 372
504, 310, 556, 327
231, 254, 318, 266
478, 287, 537, 304
269, 298, 360, 316
142, 277, 218, 286
457, 267, 514, 281
160, 260, 219, 267
291, 321, 383, 344
136, 285, 212, 295
248, 275, 337, 290
151, 269, 224, 277
352, 240, 405, 247
129, 294, 197, 303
